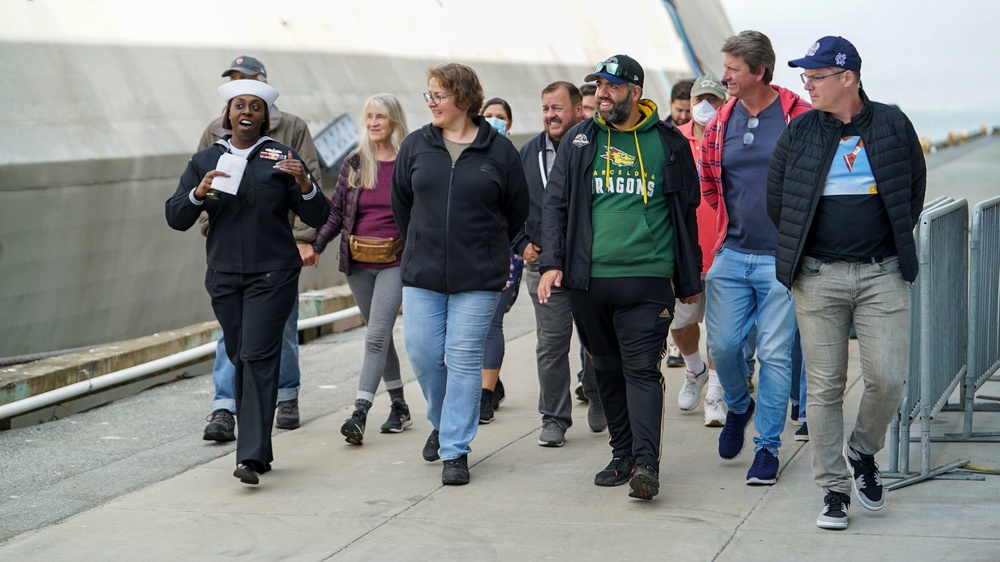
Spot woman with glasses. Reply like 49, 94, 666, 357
392, 64, 529, 485
477, 97, 525, 425
313, 93, 412, 446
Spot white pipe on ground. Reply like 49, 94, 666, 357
0, 307, 363, 421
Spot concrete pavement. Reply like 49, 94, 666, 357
1, 288, 998, 560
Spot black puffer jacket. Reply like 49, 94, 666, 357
767, 88, 926, 287
391, 117, 529, 294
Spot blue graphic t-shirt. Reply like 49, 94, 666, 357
805, 123, 896, 261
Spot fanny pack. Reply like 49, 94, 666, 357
349, 235, 403, 264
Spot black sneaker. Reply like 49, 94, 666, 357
574, 380, 588, 403
790, 404, 802, 426
845, 444, 885, 510
380, 401, 413, 433
816, 490, 850, 530
492, 379, 505, 409
442, 454, 470, 485
341, 409, 366, 445
422, 429, 440, 462
719, 398, 755, 459
628, 464, 660, 500
479, 390, 495, 424
203, 409, 236, 442
275, 398, 300, 430
594, 455, 635, 487
233, 462, 259, 485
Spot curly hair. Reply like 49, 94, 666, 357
427, 63, 485, 120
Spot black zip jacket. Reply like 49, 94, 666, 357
538, 118, 703, 298
767, 88, 926, 287
165, 138, 330, 273
391, 117, 529, 294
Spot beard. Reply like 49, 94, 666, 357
598, 93, 634, 126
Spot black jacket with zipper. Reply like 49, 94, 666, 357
391, 117, 529, 294
767, 88, 926, 287
537, 116, 703, 298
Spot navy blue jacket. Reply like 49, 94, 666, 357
165, 138, 329, 274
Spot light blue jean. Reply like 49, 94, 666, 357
403, 287, 499, 461
210, 303, 300, 413
706, 248, 797, 455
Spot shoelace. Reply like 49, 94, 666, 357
824, 492, 848, 512
207, 411, 232, 425
751, 451, 776, 470
854, 454, 882, 488
277, 401, 296, 415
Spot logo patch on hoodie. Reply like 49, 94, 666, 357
602, 146, 636, 168
572, 133, 590, 147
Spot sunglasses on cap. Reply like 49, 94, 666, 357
593, 61, 630, 81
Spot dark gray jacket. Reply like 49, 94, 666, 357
767, 88, 927, 287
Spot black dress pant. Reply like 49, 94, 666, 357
569, 277, 674, 470
207, 268, 300, 469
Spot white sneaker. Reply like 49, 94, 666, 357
677, 365, 709, 411
703, 397, 726, 426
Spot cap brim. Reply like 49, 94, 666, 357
585, 72, 627, 84
787, 57, 827, 69
221, 65, 257, 78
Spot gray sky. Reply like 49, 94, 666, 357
718, 0, 997, 130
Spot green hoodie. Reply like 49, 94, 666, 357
589, 99, 674, 279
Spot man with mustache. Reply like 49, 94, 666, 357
514, 81, 598, 447
537, 55, 703, 501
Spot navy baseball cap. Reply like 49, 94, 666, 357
788, 36, 861, 72
222, 55, 268, 79
585, 55, 644, 87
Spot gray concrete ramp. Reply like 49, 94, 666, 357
1, 298, 998, 559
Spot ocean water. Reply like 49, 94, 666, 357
902, 107, 998, 143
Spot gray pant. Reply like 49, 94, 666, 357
793, 256, 909, 494
527, 268, 580, 429
346, 266, 403, 401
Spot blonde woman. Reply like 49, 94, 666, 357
313, 94, 411, 445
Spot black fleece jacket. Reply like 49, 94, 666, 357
391, 117, 529, 294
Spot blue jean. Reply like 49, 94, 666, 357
793, 256, 909, 493
402, 287, 499, 461
210, 303, 300, 414
706, 248, 797, 455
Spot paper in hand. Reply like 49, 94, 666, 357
211, 153, 247, 195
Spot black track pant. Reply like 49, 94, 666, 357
207, 268, 300, 470
569, 277, 674, 470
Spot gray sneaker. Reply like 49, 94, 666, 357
537, 421, 566, 447
587, 400, 607, 432
275, 398, 300, 429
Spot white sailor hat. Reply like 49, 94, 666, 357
217, 79, 279, 106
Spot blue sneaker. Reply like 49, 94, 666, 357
746, 448, 779, 485
719, 398, 755, 459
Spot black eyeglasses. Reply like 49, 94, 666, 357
593, 61, 630, 81
800, 69, 847, 85
743, 116, 759, 146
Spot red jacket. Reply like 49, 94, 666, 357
676, 119, 717, 274
698, 85, 810, 255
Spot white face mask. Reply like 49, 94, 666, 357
692, 99, 718, 126
485, 116, 507, 136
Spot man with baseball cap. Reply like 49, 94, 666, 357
199, 55, 323, 443
768, 35, 925, 530
538, 54, 703, 501
670, 73, 727, 426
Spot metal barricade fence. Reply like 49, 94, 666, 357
886, 198, 972, 488
945, 195, 1000, 441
